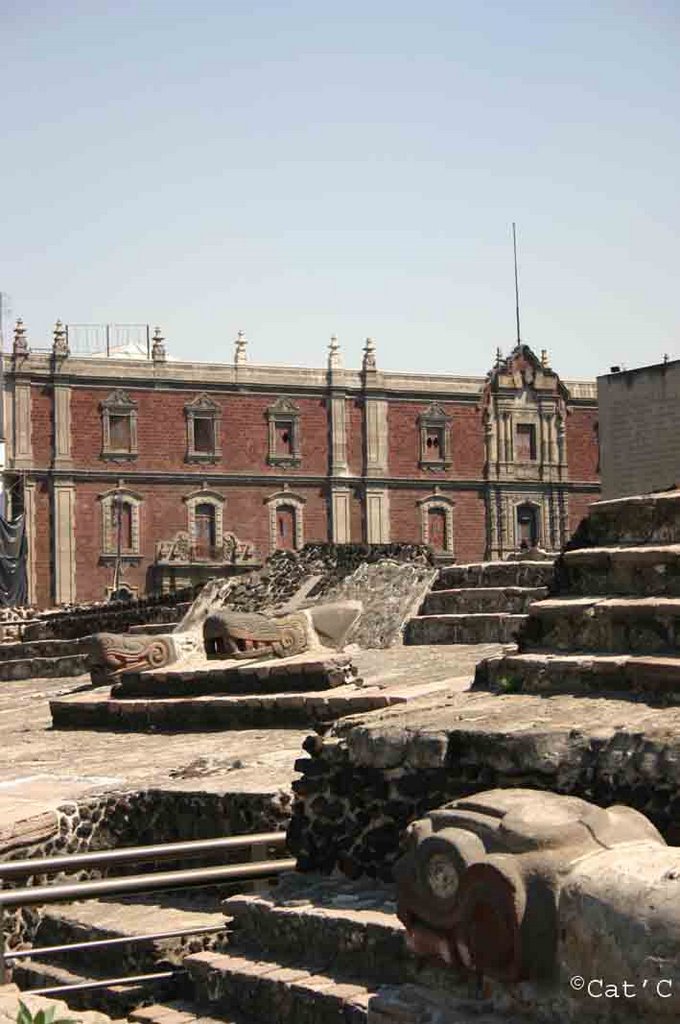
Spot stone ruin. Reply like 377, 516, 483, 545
9, 501, 680, 1023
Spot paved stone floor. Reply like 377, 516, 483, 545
0, 645, 504, 832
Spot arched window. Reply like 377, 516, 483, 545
100, 489, 142, 556
427, 508, 447, 552
192, 502, 217, 559
111, 500, 134, 552
276, 505, 296, 550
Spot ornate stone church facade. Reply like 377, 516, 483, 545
4, 321, 599, 606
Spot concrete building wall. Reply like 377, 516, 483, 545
598, 361, 680, 499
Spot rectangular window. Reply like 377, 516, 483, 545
109, 414, 132, 452
193, 417, 215, 454
516, 423, 537, 461
275, 421, 294, 457
424, 427, 444, 461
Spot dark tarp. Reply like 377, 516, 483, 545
0, 513, 27, 607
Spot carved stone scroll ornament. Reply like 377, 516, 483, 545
394, 788, 669, 988
88, 631, 199, 684
203, 601, 362, 661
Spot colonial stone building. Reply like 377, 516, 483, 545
4, 321, 599, 606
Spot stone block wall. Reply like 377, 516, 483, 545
288, 707, 680, 881
1, 787, 292, 949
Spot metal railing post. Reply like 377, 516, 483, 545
0, 901, 7, 984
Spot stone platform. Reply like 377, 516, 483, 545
50, 676, 458, 732
111, 653, 359, 699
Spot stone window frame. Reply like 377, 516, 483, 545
418, 403, 452, 469
184, 489, 226, 546
417, 494, 455, 553
515, 421, 538, 462
100, 389, 138, 460
266, 396, 302, 467
185, 393, 222, 462
100, 488, 143, 559
264, 490, 306, 551
513, 497, 543, 549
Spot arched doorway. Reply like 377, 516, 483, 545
516, 502, 540, 549
276, 505, 296, 550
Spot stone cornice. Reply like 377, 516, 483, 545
24, 466, 601, 493
2, 353, 597, 404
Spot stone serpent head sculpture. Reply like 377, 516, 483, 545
394, 788, 666, 985
203, 601, 362, 661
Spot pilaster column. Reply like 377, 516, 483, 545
330, 486, 351, 543
53, 383, 72, 469
330, 396, 348, 475
365, 486, 390, 544
549, 414, 559, 464
13, 381, 32, 471
53, 479, 76, 604
23, 479, 37, 605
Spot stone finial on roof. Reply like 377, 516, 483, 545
541, 349, 549, 368
151, 326, 167, 362
328, 334, 341, 370
495, 346, 504, 368
13, 318, 28, 355
52, 319, 69, 357
362, 337, 377, 372
234, 330, 248, 365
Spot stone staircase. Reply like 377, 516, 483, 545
404, 560, 552, 646
178, 873, 521, 1024
474, 490, 680, 700
12, 891, 229, 1017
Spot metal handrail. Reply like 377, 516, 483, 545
0, 831, 295, 993
0, 830, 287, 881
31, 969, 182, 998
0, 858, 296, 908
5, 923, 225, 961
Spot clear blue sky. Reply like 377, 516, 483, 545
2, 1, 678, 377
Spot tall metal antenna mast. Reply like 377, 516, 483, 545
512, 222, 521, 346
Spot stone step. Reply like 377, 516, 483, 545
185, 949, 514, 1024
222, 874, 407, 986
112, 656, 358, 700
49, 680, 452, 732
523, 596, 680, 654
579, 489, 680, 547
130, 1000, 249, 1024
0, 651, 89, 681
433, 561, 554, 591
473, 650, 680, 700
12, 958, 180, 1017
0, 637, 89, 663
27, 892, 228, 976
421, 586, 547, 616
404, 613, 525, 646
558, 544, 680, 596
185, 947, 374, 1024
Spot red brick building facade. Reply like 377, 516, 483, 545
5, 324, 599, 606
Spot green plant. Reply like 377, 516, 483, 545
16, 1000, 78, 1024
